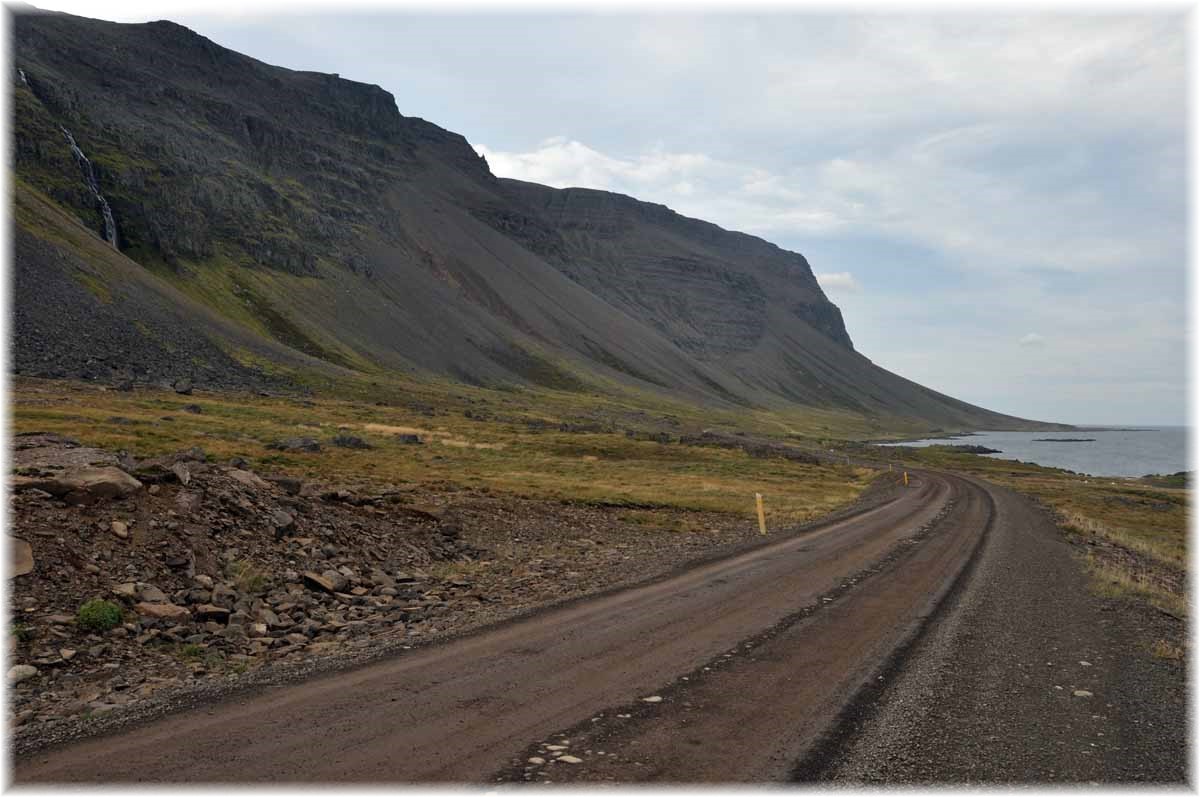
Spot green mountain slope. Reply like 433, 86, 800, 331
11, 7, 1053, 431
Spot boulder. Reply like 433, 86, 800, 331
112, 582, 139, 600
138, 584, 169, 603
173, 378, 193, 395
267, 437, 321, 453
331, 434, 372, 449
134, 602, 189, 621
13, 467, 142, 505
211, 585, 239, 610
9, 538, 33, 577
271, 510, 296, 539
194, 604, 231, 624
228, 469, 270, 490
8, 665, 38, 684
302, 571, 347, 594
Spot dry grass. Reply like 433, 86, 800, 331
1151, 639, 1185, 661
1058, 510, 1181, 571
11, 377, 876, 526
898, 446, 1188, 617
1083, 551, 1186, 618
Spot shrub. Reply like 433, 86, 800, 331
10, 622, 34, 645
226, 559, 269, 594
76, 599, 123, 632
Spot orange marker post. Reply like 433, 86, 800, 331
903, 471, 909, 487
755, 492, 767, 535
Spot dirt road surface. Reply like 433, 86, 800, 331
13, 470, 1185, 784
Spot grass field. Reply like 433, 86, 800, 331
11, 377, 879, 526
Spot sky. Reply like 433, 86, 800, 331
21, 3, 1192, 425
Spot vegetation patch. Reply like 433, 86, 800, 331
76, 599, 123, 632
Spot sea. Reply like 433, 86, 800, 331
879, 426, 1190, 478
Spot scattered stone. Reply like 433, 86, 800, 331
267, 437, 322, 453
111, 521, 129, 539
59, 648, 76, 661
558, 756, 583, 765
173, 379, 194, 395
171, 462, 192, 486
138, 584, 168, 603
396, 434, 422, 445
112, 582, 139, 600
133, 602, 190, 621
183, 404, 203, 414
10, 538, 34, 577
546, 744, 569, 751
8, 664, 38, 684
641, 695, 664, 703
1073, 690, 1094, 698
331, 434, 372, 450
13, 467, 142, 505
228, 469, 270, 490
271, 510, 296, 539
1079, 661, 1092, 667
528, 757, 546, 765
194, 604, 232, 623
267, 476, 303, 495
303, 571, 348, 594
211, 585, 238, 610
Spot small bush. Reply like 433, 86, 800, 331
11, 622, 34, 645
226, 559, 269, 594
77, 599, 123, 632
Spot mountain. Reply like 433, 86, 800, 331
10, 8, 1049, 430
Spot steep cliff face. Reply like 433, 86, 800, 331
499, 180, 854, 356
11, 8, 1045, 431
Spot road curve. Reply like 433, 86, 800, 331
15, 471, 983, 784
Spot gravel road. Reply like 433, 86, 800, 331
13, 470, 1185, 784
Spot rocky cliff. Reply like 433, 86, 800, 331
11, 7, 1045, 431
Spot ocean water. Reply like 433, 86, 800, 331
879, 426, 1189, 478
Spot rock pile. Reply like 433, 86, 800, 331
9, 432, 486, 728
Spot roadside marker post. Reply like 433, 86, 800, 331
903, 471, 909, 487
755, 492, 767, 535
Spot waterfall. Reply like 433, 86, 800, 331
59, 126, 118, 248
17, 68, 28, 86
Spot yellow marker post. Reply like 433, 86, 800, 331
755, 492, 767, 535
903, 471, 909, 487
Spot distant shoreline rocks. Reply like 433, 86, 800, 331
938, 444, 1002, 454
1031, 438, 1096, 443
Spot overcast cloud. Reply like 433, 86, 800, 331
31, 6, 1189, 425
